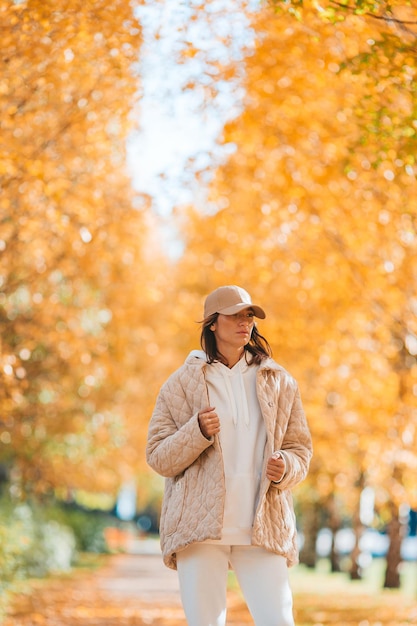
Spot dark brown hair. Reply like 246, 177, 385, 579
200, 313, 273, 366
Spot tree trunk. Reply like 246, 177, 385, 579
328, 493, 341, 573
384, 504, 402, 589
299, 500, 321, 568
349, 472, 365, 580
349, 520, 363, 580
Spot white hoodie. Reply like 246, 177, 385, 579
190, 350, 267, 544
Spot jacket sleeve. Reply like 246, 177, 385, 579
273, 384, 313, 491
146, 379, 214, 478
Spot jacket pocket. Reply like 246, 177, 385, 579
161, 475, 187, 537
265, 487, 295, 533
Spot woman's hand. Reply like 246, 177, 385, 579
198, 406, 220, 439
266, 451, 286, 483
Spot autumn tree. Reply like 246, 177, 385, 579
0, 0, 171, 501
163, 0, 417, 588
268, 0, 417, 587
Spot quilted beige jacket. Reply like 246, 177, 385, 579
146, 353, 312, 570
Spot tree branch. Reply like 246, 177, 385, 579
329, 0, 417, 25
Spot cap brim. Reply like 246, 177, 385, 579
218, 303, 266, 319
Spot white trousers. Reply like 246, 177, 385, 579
176, 543, 295, 626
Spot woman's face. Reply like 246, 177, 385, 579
210, 308, 255, 352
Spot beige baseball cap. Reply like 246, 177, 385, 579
204, 285, 266, 319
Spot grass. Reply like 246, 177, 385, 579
292, 559, 417, 625
291, 557, 417, 596
227, 559, 417, 625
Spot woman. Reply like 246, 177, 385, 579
146, 285, 312, 626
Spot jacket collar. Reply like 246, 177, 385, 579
185, 352, 284, 375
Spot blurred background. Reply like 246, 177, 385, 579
1, 0, 416, 601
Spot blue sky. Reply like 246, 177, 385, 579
128, 0, 255, 218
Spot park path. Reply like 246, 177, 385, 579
4, 538, 417, 625
3, 539, 252, 626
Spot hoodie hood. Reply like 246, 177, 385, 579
210, 358, 250, 427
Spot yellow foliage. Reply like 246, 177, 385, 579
170, 2, 417, 518
0, 0, 174, 497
